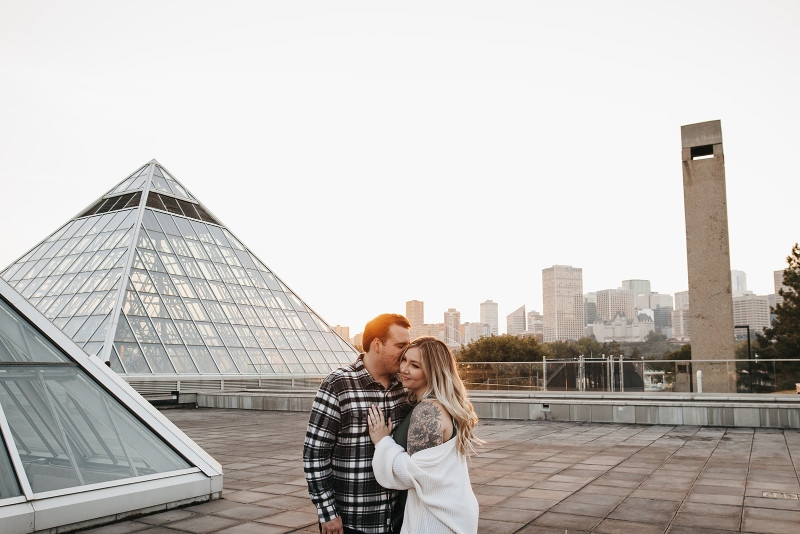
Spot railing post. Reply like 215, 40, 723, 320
542, 356, 547, 392
619, 355, 624, 392
608, 355, 614, 392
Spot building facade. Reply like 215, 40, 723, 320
732, 294, 771, 338
542, 265, 584, 342
444, 308, 461, 346
596, 288, 635, 321
480, 299, 499, 336
587, 313, 655, 343
731, 270, 749, 297
527, 309, 544, 341
622, 279, 651, 296
462, 321, 489, 344
506, 305, 526, 335
406, 300, 424, 328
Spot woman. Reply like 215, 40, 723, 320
367, 337, 482, 534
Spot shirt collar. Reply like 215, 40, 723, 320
355, 354, 403, 390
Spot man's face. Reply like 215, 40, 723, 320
377, 324, 411, 374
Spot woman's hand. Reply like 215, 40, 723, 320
367, 404, 392, 445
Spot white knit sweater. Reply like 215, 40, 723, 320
372, 436, 478, 534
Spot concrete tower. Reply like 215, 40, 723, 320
681, 120, 736, 392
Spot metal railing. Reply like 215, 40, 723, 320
457, 357, 800, 394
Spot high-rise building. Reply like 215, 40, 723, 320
635, 292, 674, 311
622, 279, 651, 295
406, 300, 424, 328
506, 305, 526, 335
332, 325, 350, 343
1, 160, 357, 395
527, 310, 544, 340
444, 308, 461, 346
674, 291, 690, 311
0, 278, 222, 529
596, 289, 635, 321
352, 332, 363, 351
653, 306, 673, 332
480, 300, 498, 336
462, 322, 489, 344
774, 269, 788, 306
542, 265, 584, 342
731, 270, 749, 297
733, 294, 771, 338
584, 292, 597, 325
672, 308, 691, 340
651, 293, 674, 309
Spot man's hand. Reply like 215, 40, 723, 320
367, 404, 392, 444
321, 516, 343, 534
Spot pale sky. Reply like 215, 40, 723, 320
1, 1, 798, 336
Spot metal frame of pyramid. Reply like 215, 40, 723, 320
0, 277, 222, 532
2, 160, 357, 398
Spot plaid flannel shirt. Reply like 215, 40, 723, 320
304, 356, 411, 533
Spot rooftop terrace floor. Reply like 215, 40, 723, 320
81, 408, 800, 534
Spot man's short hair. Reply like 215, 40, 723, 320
362, 313, 411, 353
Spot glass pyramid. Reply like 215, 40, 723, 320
1, 160, 357, 381
0, 277, 222, 532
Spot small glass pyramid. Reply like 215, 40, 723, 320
1, 160, 357, 379
0, 277, 222, 531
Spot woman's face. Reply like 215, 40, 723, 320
399, 347, 427, 395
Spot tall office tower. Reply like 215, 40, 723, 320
542, 265, 585, 342
674, 290, 690, 311
506, 305, 526, 335
332, 325, 350, 342
462, 322, 489, 344
622, 279, 651, 295
596, 289, 635, 321
731, 270, 748, 297
584, 292, 597, 325
732, 294, 771, 338
527, 310, 544, 340
1, 160, 357, 396
444, 308, 461, 346
681, 119, 736, 392
774, 269, 788, 306
651, 293, 674, 309
635, 291, 673, 310
480, 299, 499, 336
406, 300, 424, 328
653, 306, 673, 332
671, 308, 691, 340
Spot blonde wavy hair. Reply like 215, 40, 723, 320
401, 337, 483, 456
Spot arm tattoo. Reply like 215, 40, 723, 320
407, 402, 444, 455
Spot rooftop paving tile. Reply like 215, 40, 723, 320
78, 408, 800, 533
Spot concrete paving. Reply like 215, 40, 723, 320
80, 408, 800, 534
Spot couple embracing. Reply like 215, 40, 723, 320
303, 313, 482, 534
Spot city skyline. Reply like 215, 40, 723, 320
2, 2, 798, 338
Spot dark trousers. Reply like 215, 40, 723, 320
318, 526, 398, 534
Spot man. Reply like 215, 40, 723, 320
304, 313, 412, 534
